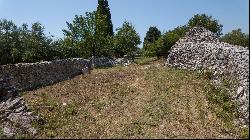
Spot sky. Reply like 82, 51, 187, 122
0, 0, 249, 47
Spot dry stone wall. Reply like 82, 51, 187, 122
0, 77, 38, 138
166, 27, 249, 126
91, 57, 116, 68
0, 56, 129, 137
91, 56, 133, 68
0, 58, 91, 137
0, 58, 91, 91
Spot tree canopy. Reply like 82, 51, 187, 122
221, 28, 249, 47
142, 13, 224, 58
143, 25, 188, 58
144, 26, 161, 44
142, 26, 161, 57
96, 0, 114, 37
62, 12, 97, 58
62, 9, 114, 58
0, 19, 59, 65
114, 21, 141, 58
187, 14, 223, 36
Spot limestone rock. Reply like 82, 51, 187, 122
0, 77, 38, 138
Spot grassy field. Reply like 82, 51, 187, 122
21, 57, 248, 139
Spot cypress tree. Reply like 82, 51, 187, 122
96, 0, 114, 37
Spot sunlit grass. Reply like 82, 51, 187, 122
21, 57, 247, 139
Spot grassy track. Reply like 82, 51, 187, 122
21, 58, 248, 139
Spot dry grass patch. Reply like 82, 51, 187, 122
22, 58, 247, 139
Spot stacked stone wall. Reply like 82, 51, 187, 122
0, 77, 38, 137
0, 58, 91, 91
166, 27, 249, 125
0, 58, 92, 137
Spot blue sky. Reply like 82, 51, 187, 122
0, 0, 249, 47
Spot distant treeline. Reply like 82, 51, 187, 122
142, 14, 249, 58
0, 0, 248, 65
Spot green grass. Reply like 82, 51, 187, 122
205, 83, 239, 122
0, 129, 5, 139
203, 78, 249, 139
134, 57, 158, 65
241, 127, 249, 139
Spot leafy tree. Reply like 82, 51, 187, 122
155, 31, 180, 57
170, 25, 188, 37
144, 26, 161, 43
22, 22, 55, 62
221, 28, 249, 47
96, 0, 113, 37
62, 11, 113, 58
142, 26, 161, 57
114, 21, 141, 60
46, 38, 64, 60
0, 19, 60, 64
143, 43, 157, 57
62, 15, 86, 58
0, 19, 21, 64
63, 12, 96, 58
143, 25, 187, 58
187, 14, 223, 36
141, 13, 223, 58
18, 23, 30, 62
29, 22, 47, 61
